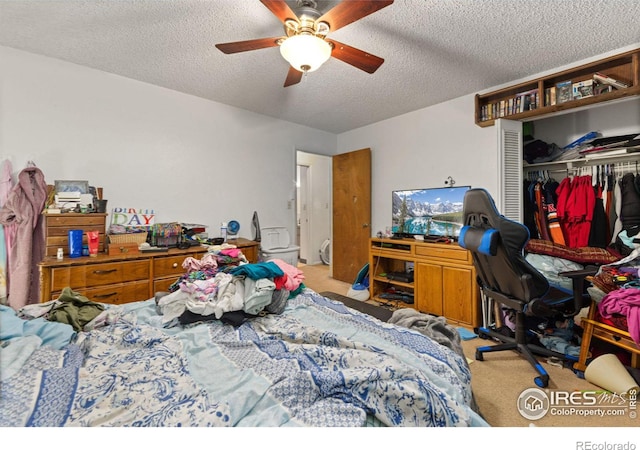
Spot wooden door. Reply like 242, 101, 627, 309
332, 148, 371, 283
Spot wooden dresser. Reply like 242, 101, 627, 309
43, 212, 108, 257
38, 238, 260, 304
369, 237, 480, 328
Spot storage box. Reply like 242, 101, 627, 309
108, 232, 148, 245
108, 242, 141, 256
150, 223, 182, 247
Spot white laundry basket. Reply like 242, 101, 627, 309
259, 227, 300, 266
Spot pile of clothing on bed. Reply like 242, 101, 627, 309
156, 248, 305, 327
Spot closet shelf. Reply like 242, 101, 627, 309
524, 153, 640, 173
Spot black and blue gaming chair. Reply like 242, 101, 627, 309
458, 188, 593, 388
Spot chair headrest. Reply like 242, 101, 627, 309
459, 226, 499, 256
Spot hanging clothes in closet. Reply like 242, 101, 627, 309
588, 165, 610, 249
525, 161, 640, 252
556, 172, 595, 248
543, 175, 565, 245
524, 171, 566, 244
610, 168, 640, 256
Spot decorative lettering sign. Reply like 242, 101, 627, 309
110, 207, 156, 228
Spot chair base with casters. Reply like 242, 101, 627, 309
459, 188, 593, 388
475, 286, 583, 388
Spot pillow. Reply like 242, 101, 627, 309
524, 239, 619, 265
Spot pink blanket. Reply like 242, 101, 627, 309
598, 288, 640, 346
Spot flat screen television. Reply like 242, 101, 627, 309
392, 186, 471, 238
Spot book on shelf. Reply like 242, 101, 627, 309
594, 84, 614, 95
572, 79, 594, 100
593, 72, 629, 90
556, 80, 572, 104
515, 88, 539, 112
544, 86, 557, 106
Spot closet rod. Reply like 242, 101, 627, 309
523, 155, 640, 174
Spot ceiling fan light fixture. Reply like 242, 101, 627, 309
279, 34, 332, 73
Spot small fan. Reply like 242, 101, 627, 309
227, 220, 240, 238
319, 238, 330, 265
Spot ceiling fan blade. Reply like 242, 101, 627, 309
215, 37, 282, 54
317, 0, 393, 32
326, 39, 384, 74
260, 0, 299, 24
284, 66, 303, 87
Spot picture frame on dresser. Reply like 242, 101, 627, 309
54, 179, 89, 193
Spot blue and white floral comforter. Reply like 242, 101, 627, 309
0, 289, 488, 427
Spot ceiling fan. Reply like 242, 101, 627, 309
215, 0, 393, 87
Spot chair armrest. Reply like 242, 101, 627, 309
558, 265, 599, 279
558, 265, 599, 315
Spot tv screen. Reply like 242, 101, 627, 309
392, 186, 470, 237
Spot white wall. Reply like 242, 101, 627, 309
337, 94, 497, 236
0, 46, 336, 241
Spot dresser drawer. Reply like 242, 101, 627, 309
46, 214, 107, 228
153, 277, 179, 294
44, 213, 108, 257
153, 255, 196, 278
414, 245, 471, 263
80, 281, 150, 305
51, 260, 150, 291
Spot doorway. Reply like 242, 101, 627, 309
296, 151, 331, 266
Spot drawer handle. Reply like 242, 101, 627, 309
172, 263, 178, 268
94, 292, 117, 298
93, 269, 117, 275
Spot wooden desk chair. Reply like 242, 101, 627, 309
574, 299, 640, 373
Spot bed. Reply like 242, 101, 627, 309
0, 257, 487, 427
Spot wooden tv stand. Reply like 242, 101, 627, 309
369, 238, 480, 328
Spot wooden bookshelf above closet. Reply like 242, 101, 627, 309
475, 48, 640, 127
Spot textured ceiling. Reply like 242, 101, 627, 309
1, 0, 639, 134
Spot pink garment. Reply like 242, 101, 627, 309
270, 258, 305, 291
182, 253, 218, 272
0, 160, 16, 295
220, 248, 242, 259
598, 288, 640, 346
0, 166, 48, 309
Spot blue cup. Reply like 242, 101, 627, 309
68, 229, 83, 258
